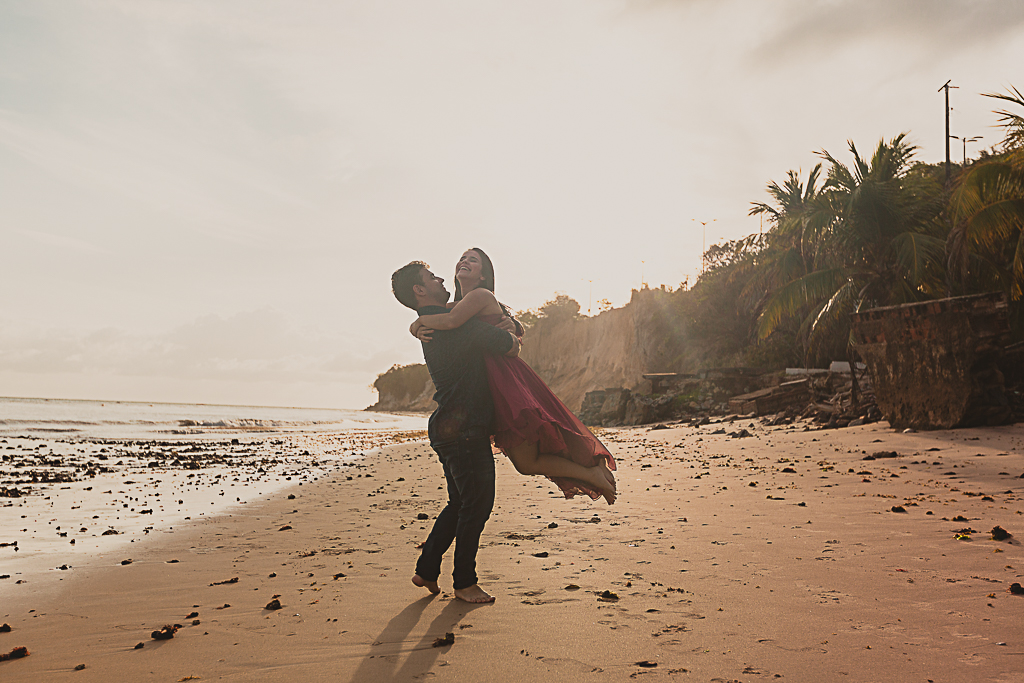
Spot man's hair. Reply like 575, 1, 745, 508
392, 261, 428, 310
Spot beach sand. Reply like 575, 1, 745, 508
2, 419, 1023, 682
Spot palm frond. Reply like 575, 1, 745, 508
756, 267, 849, 339
888, 232, 946, 289
807, 279, 858, 358
984, 86, 1024, 151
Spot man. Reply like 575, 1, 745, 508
391, 261, 520, 604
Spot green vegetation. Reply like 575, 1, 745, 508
524, 88, 1024, 373
699, 88, 1024, 368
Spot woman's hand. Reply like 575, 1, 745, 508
495, 316, 516, 334
409, 318, 433, 342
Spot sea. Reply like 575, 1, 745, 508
0, 396, 426, 441
0, 398, 427, 592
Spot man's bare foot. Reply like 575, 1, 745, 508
453, 584, 495, 604
412, 574, 440, 594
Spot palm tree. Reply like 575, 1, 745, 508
948, 87, 1024, 300
756, 133, 946, 360
742, 165, 826, 361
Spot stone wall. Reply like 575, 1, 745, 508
851, 292, 1012, 430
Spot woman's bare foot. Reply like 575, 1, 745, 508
453, 584, 495, 603
597, 458, 617, 491
412, 574, 440, 594
581, 460, 616, 505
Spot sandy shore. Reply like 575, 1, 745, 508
2, 419, 1023, 681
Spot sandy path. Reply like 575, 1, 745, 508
1, 420, 1023, 682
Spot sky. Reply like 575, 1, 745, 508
2, 0, 1023, 410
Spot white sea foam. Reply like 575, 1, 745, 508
0, 397, 425, 440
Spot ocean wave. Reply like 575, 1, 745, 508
178, 419, 289, 428
0, 419, 100, 426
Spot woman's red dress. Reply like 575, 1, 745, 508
479, 314, 616, 500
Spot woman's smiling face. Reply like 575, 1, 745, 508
456, 250, 484, 288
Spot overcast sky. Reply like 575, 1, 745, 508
2, 0, 1022, 409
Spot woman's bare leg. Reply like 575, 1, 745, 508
504, 440, 616, 504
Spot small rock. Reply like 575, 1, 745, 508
1009, 583, 1024, 595
992, 526, 1012, 541
891, 506, 906, 513
150, 625, 177, 640
265, 599, 283, 610
74, 664, 86, 671
432, 632, 455, 648
636, 661, 658, 668
532, 552, 549, 558
121, 559, 133, 565
134, 642, 144, 649
597, 590, 619, 602
547, 522, 558, 529
417, 513, 429, 520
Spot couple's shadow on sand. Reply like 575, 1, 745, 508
348, 593, 487, 683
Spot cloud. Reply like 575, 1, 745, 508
0, 309, 397, 386
751, 0, 1024, 64
16, 228, 108, 254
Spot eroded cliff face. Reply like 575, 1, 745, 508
367, 287, 685, 413
519, 287, 683, 410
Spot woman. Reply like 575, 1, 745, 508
410, 248, 617, 504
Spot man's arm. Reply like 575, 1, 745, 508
505, 335, 521, 358
461, 317, 516, 358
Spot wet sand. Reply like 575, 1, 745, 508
2, 419, 1023, 682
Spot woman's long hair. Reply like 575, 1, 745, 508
454, 247, 517, 326
454, 247, 495, 301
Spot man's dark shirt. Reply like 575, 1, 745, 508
417, 305, 514, 447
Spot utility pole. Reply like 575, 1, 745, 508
951, 134, 982, 166
938, 80, 958, 183
692, 218, 716, 274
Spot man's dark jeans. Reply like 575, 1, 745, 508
415, 436, 495, 591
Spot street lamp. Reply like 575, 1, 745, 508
950, 135, 982, 165
692, 219, 716, 274
582, 278, 593, 314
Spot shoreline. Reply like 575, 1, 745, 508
2, 420, 1023, 681
0, 429, 426, 594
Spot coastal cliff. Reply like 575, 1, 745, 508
517, 287, 684, 410
365, 363, 436, 413
367, 287, 691, 413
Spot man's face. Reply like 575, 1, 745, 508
417, 268, 450, 306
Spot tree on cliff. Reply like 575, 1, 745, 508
538, 294, 582, 321
948, 86, 1024, 302
755, 133, 946, 359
